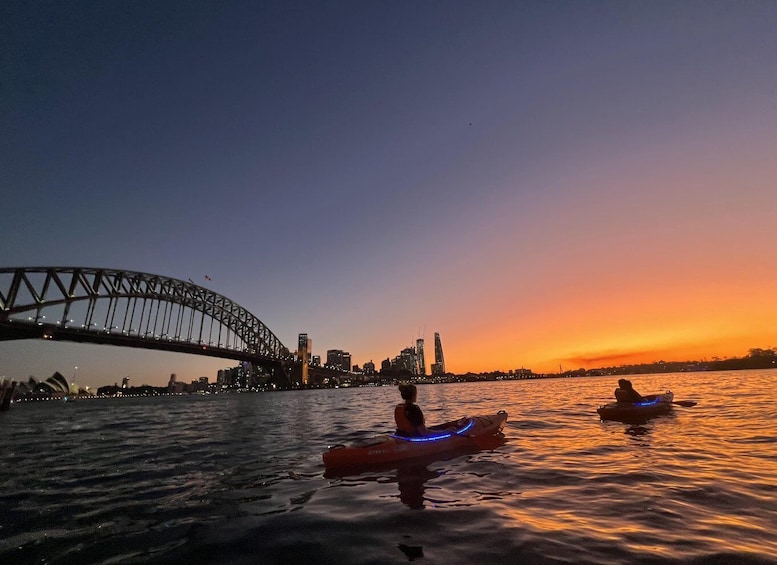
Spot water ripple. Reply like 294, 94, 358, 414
2, 371, 777, 564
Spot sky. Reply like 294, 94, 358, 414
2, 1, 777, 388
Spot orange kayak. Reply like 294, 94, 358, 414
322, 411, 507, 470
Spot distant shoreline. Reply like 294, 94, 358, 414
6, 365, 775, 404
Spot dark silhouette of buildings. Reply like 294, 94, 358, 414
326, 349, 351, 371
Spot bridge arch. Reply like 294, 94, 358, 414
0, 267, 293, 371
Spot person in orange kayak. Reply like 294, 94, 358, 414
615, 379, 645, 403
395, 383, 430, 437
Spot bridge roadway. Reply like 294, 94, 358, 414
0, 321, 287, 366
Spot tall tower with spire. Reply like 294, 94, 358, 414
432, 332, 446, 376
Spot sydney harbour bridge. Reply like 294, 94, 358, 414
0, 267, 308, 387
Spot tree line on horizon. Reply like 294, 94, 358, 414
560, 347, 777, 377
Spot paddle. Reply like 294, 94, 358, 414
672, 400, 697, 407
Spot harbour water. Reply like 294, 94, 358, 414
1, 370, 776, 564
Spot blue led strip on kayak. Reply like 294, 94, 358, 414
634, 398, 662, 407
456, 419, 475, 435
391, 418, 475, 442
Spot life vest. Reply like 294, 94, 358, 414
395, 403, 417, 435
615, 388, 641, 403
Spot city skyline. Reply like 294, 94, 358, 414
3, 2, 777, 388
4, 332, 772, 392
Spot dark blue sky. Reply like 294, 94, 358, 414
3, 1, 777, 386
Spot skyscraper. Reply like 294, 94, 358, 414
432, 332, 446, 376
298, 333, 310, 385
398, 347, 416, 373
326, 349, 351, 372
415, 338, 426, 376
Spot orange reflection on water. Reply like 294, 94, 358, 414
470, 372, 777, 561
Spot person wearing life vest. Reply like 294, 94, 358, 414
395, 383, 430, 437
614, 379, 645, 403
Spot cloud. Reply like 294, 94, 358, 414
560, 349, 665, 367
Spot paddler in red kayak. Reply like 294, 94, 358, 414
395, 384, 431, 437
615, 379, 645, 403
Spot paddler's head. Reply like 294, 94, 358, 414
399, 383, 417, 403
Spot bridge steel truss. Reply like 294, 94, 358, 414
0, 267, 293, 375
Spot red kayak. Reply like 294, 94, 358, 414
597, 392, 674, 423
322, 411, 508, 470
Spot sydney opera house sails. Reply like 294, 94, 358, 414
12, 372, 91, 401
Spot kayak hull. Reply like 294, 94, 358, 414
322, 411, 507, 470
597, 392, 674, 423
